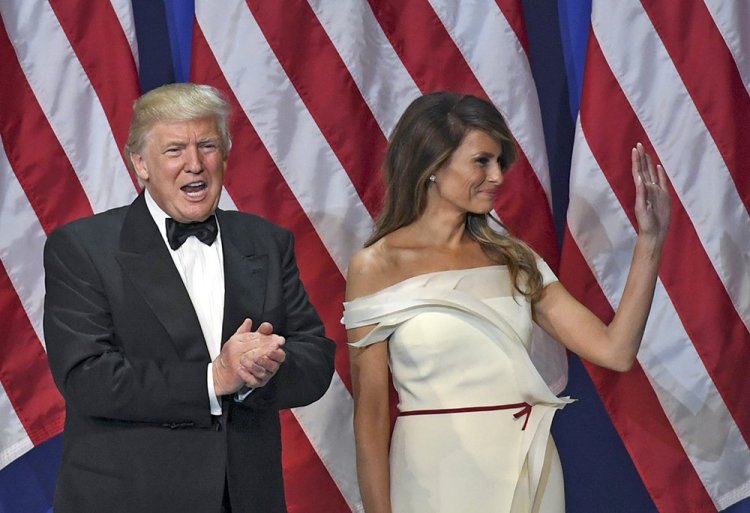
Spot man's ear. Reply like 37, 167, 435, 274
130, 153, 149, 182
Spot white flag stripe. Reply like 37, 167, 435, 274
643, 286, 750, 510
109, 0, 139, 69
196, 1, 373, 275
0, 381, 32, 470
217, 186, 238, 212
0, 2, 136, 215
428, 0, 552, 204
293, 374, 361, 512
306, 0, 422, 138
0, 139, 47, 347
703, 0, 750, 96
591, 0, 750, 331
568, 124, 750, 509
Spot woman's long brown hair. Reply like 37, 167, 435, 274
366, 93, 544, 301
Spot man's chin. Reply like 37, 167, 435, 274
175, 205, 218, 223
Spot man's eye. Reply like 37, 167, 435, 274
476, 157, 489, 165
165, 148, 181, 155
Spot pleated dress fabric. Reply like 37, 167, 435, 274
343, 261, 572, 513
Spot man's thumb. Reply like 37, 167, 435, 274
256, 321, 274, 335
235, 318, 253, 334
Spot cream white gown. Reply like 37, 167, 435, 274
343, 262, 572, 513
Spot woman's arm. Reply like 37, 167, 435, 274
534, 144, 671, 371
346, 249, 393, 513
350, 341, 393, 513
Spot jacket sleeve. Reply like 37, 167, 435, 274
43, 226, 215, 427
240, 230, 336, 410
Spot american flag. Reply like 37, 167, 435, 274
0, 1, 747, 512
560, 1, 750, 511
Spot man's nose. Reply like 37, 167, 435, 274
184, 145, 203, 172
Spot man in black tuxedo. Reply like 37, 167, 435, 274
43, 83, 336, 513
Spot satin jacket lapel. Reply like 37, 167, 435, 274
217, 211, 267, 343
115, 194, 209, 361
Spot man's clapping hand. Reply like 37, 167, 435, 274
213, 318, 286, 395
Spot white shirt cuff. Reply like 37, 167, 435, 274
235, 386, 254, 402
207, 363, 222, 415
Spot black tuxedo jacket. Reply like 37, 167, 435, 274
43, 193, 336, 513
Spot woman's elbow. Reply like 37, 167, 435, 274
603, 350, 638, 372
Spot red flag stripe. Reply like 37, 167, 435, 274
305, 0, 422, 138
280, 410, 355, 513
590, 0, 750, 334
580, 33, 750, 443
494, 0, 530, 55
47, 0, 140, 187
588, 364, 718, 513
640, 0, 750, 213
0, 20, 93, 234
109, 0, 140, 66
496, 161, 559, 265
246, 0, 387, 218
0, 164, 65, 461
702, 0, 750, 95
559, 232, 717, 513
0, 2, 136, 214
0, 262, 65, 446
0, 139, 49, 347
368, 0, 475, 95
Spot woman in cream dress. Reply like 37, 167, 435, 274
344, 93, 671, 513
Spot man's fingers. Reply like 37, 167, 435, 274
246, 341, 285, 361
235, 318, 253, 334
255, 357, 280, 375
265, 348, 286, 364
237, 365, 260, 387
250, 335, 285, 352
241, 353, 282, 375
256, 321, 274, 335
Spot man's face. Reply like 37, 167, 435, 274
131, 117, 226, 223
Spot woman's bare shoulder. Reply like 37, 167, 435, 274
346, 237, 404, 300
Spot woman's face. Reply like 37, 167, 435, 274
430, 129, 505, 215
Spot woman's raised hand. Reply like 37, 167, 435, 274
632, 142, 671, 243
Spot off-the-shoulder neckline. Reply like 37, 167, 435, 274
348, 264, 508, 302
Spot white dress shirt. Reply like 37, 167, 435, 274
144, 191, 225, 415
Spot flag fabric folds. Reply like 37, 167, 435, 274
0, 0, 140, 469
0, 1, 748, 512
561, 1, 750, 511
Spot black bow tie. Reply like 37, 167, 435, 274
165, 216, 218, 250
